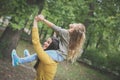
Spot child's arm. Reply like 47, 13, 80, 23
37, 14, 55, 28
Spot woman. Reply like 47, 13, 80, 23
32, 17, 58, 80
12, 17, 60, 80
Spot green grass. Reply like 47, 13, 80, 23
17, 40, 115, 80
16, 40, 36, 66
55, 62, 115, 80
16, 40, 35, 57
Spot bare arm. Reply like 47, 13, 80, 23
37, 14, 55, 28
33, 16, 38, 28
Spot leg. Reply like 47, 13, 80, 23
45, 50, 64, 62
11, 49, 38, 66
24, 49, 30, 57
20, 49, 37, 64
11, 49, 19, 66
20, 53, 38, 64
21, 50, 64, 63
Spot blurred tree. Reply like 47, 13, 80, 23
0, 0, 45, 60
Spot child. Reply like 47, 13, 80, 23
37, 14, 86, 62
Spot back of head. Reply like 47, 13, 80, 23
68, 23, 86, 63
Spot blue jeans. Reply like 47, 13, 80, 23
19, 50, 64, 64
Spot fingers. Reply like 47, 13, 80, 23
34, 14, 44, 22
34, 16, 38, 22
37, 14, 44, 21
35, 16, 39, 21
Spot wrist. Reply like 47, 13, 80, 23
33, 20, 37, 27
42, 19, 45, 22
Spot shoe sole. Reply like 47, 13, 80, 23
11, 49, 15, 66
11, 49, 18, 67
24, 49, 30, 57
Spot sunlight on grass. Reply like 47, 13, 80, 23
16, 40, 35, 57
16, 40, 36, 66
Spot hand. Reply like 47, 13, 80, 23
37, 14, 45, 21
34, 16, 39, 22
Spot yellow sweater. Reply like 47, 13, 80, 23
32, 27, 58, 80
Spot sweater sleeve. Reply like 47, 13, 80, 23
32, 27, 56, 64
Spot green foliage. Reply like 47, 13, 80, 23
0, 0, 39, 30
83, 48, 107, 67
107, 52, 120, 74
42, 1, 120, 76
0, 0, 120, 76
81, 0, 120, 75
44, 0, 89, 27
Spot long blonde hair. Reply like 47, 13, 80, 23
67, 23, 86, 63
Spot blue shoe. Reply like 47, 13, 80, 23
24, 49, 30, 57
11, 49, 19, 66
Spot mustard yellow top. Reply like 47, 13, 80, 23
32, 27, 58, 80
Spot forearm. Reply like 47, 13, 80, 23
33, 19, 38, 28
42, 19, 55, 28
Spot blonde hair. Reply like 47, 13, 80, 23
67, 23, 86, 63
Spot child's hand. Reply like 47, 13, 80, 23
35, 16, 39, 22
37, 14, 45, 21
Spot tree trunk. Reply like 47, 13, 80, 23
83, 2, 94, 54
0, 26, 22, 60
26, 0, 45, 14
0, 0, 45, 61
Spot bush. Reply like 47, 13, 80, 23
82, 48, 120, 76
107, 52, 120, 75
83, 49, 107, 68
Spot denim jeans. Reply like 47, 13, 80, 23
19, 50, 64, 64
